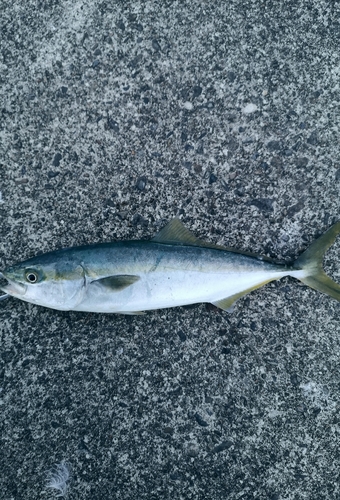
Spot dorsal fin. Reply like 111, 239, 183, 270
152, 218, 227, 249
152, 219, 203, 246
151, 219, 276, 260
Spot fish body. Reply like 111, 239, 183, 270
1, 219, 340, 314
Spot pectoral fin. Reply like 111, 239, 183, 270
91, 275, 140, 292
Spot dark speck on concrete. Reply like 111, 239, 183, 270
196, 142, 204, 154
259, 161, 269, 170
195, 413, 209, 427
250, 198, 274, 212
107, 118, 119, 132
284, 149, 293, 156
177, 330, 187, 342
193, 85, 202, 97
267, 140, 281, 151
132, 213, 148, 226
47, 171, 60, 178
235, 186, 245, 197
181, 131, 188, 143
296, 157, 309, 168
225, 136, 238, 152
270, 156, 283, 169
307, 131, 318, 145
133, 23, 144, 32
170, 472, 183, 481
290, 373, 302, 387
136, 176, 147, 191
52, 152, 62, 167
286, 199, 305, 217
212, 440, 233, 453
117, 20, 125, 30
152, 39, 161, 51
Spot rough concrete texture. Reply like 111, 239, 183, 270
1, 1, 340, 499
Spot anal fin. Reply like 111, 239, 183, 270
212, 279, 275, 312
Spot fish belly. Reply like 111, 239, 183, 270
74, 268, 300, 313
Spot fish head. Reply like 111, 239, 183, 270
0, 253, 86, 310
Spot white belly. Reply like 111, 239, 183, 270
74, 268, 306, 313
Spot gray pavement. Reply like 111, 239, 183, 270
1, 1, 340, 499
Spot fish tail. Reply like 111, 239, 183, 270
293, 221, 340, 301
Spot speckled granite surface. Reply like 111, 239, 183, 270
1, 1, 340, 499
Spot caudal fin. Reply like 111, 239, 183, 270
294, 221, 340, 301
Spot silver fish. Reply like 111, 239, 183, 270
1, 219, 340, 314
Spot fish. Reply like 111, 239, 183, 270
1, 218, 340, 314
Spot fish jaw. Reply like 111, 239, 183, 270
0, 272, 27, 297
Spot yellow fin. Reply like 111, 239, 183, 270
152, 219, 275, 261
294, 221, 340, 302
152, 218, 228, 250
152, 218, 202, 246
212, 279, 276, 311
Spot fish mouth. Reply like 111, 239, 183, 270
0, 272, 27, 297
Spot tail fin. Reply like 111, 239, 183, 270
294, 221, 340, 302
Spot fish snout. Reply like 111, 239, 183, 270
0, 271, 27, 296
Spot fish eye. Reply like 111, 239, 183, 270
25, 271, 39, 283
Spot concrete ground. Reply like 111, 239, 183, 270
1, 1, 340, 499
